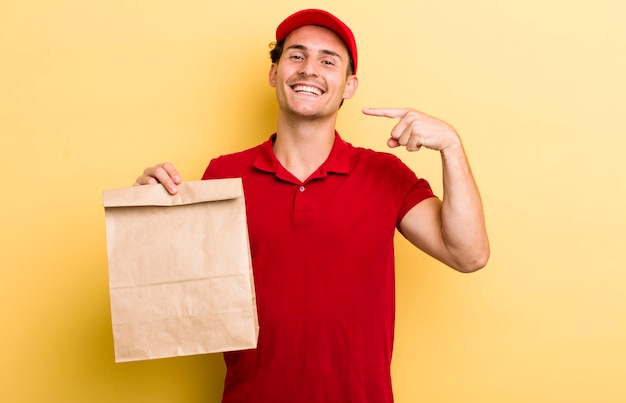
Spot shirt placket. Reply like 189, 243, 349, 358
293, 182, 314, 223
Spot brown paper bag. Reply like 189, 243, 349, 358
102, 178, 258, 362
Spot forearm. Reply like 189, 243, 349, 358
362, 106, 490, 271
439, 141, 490, 271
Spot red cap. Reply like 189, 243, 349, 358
275, 9, 358, 74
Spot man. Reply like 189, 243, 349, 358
135, 9, 489, 403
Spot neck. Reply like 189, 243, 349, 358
273, 113, 337, 182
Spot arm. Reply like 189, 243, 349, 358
363, 107, 489, 272
133, 162, 182, 195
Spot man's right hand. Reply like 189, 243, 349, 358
133, 162, 182, 195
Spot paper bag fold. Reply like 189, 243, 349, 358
103, 179, 258, 362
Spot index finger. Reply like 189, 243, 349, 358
159, 162, 182, 185
152, 163, 182, 194
136, 162, 182, 194
362, 107, 410, 119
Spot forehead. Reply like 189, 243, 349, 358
283, 25, 349, 56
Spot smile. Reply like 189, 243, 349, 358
292, 84, 324, 96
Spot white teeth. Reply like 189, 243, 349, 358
293, 85, 323, 96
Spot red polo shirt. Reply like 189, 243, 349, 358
202, 133, 435, 403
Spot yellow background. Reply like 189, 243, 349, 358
1, 0, 625, 402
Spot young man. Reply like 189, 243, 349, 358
135, 9, 489, 402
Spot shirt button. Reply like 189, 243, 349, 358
299, 186, 305, 192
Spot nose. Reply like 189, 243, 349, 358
299, 58, 319, 77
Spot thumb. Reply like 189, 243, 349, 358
387, 137, 400, 148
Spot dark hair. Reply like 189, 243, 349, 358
269, 39, 355, 76
269, 40, 283, 64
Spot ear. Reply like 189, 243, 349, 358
269, 63, 278, 87
342, 75, 359, 100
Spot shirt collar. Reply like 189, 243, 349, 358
253, 132, 350, 182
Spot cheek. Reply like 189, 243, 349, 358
271, 67, 293, 88
332, 79, 349, 95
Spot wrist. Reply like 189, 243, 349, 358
440, 134, 463, 156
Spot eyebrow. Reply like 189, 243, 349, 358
286, 44, 343, 60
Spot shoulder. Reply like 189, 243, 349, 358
202, 143, 264, 179
345, 140, 433, 192
213, 143, 262, 165
346, 141, 411, 173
